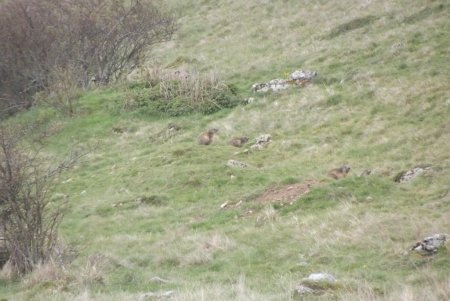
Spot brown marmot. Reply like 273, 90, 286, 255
197, 128, 218, 145
229, 137, 249, 147
328, 165, 351, 179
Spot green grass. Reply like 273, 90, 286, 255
1, 0, 450, 300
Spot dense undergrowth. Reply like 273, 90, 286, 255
1, 0, 449, 300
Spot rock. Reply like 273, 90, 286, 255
394, 165, 433, 183
251, 69, 317, 93
289, 70, 317, 81
254, 134, 271, 145
268, 79, 290, 92
252, 83, 269, 93
139, 290, 175, 301
226, 159, 248, 168
250, 144, 265, 151
249, 134, 272, 150
293, 284, 315, 295
293, 273, 337, 297
410, 233, 447, 255
252, 80, 290, 93
306, 273, 337, 283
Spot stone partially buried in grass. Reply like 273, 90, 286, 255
293, 272, 339, 297
409, 233, 447, 256
394, 165, 434, 183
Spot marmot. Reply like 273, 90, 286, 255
229, 137, 249, 147
197, 128, 218, 145
328, 165, 351, 179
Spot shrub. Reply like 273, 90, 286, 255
0, 123, 82, 274
0, 0, 176, 116
125, 67, 240, 116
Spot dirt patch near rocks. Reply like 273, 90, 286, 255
255, 180, 320, 205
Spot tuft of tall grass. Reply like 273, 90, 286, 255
123, 65, 240, 116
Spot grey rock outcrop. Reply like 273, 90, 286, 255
394, 165, 433, 183
410, 233, 447, 255
250, 134, 272, 150
252, 79, 290, 93
252, 69, 317, 93
289, 70, 317, 81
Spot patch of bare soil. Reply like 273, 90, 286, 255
255, 180, 320, 205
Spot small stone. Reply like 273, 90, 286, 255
226, 159, 248, 168
394, 165, 433, 183
293, 284, 315, 295
306, 273, 337, 283
289, 70, 317, 81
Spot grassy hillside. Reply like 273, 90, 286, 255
1, 0, 449, 300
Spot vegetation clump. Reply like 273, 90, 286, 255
124, 67, 240, 116
0, 0, 176, 116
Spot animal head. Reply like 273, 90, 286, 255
208, 128, 219, 135
340, 165, 351, 174
241, 137, 249, 143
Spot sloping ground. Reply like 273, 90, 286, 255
255, 180, 319, 205
1, 0, 449, 300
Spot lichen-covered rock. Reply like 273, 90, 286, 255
226, 159, 248, 168
251, 83, 269, 93
293, 273, 338, 297
252, 79, 290, 93
254, 134, 271, 145
394, 165, 433, 183
293, 284, 315, 295
306, 273, 337, 283
251, 69, 317, 93
250, 134, 272, 150
289, 70, 317, 81
410, 233, 447, 255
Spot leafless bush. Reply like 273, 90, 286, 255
34, 66, 83, 117
0, 124, 83, 275
0, 0, 176, 116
